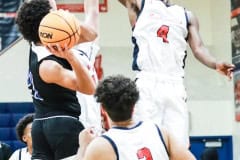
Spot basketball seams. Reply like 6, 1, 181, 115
39, 25, 71, 37
39, 10, 80, 49
74, 18, 81, 38
40, 31, 77, 44
51, 12, 77, 45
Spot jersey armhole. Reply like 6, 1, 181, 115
155, 124, 170, 157
101, 135, 119, 160
184, 9, 190, 28
184, 8, 190, 40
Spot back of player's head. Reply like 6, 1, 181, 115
16, 0, 52, 44
95, 75, 139, 122
16, 113, 34, 143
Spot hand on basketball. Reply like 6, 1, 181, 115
216, 62, 235, 80
47, 43, 71, 59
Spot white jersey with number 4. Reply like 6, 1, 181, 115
132, 0, 188, 80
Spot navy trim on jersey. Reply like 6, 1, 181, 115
184, 9, 190, 29
139, 0, 145, 16
112, 121, 142, 130
184, 8, 190, 40
182, 51, 187, 69
77, 49, 91, 61
155, 124, 170, 156
101, 135, 119, 160
131, 36, 141, 71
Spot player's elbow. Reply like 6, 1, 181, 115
88, 31, 98, 41
78, 25, 98, 43
190, 43, 205, 59
80, 87, 96, 95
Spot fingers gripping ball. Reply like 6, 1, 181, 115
39, 10, 81, 49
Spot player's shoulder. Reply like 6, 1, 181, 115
84, 136, 116, 160
8, 148, 21, 160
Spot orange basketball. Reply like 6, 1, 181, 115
38, 10, 81, 49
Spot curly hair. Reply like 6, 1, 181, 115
95, 75, 139, 122
16, 0, 52, 44
16, 113, 34, 143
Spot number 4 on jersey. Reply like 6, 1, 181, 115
137, 147, 153, 160
157, 25, 169, 43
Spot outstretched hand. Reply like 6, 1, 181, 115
216, 62, 235, 80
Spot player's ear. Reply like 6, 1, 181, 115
131, 106, 135, 116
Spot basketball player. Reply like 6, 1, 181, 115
118, 0, 235, 147
75, 75, 196, 160
9, 113, 34, 160
76, 0, 102, 130
16, 0, 97, 159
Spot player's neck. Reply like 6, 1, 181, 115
111, 119, 135, 128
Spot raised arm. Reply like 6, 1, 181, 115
40, 44, 96, 95
77, 0, 98, 44
187, 11, 235, 79
84, 0, 99, 34
118, 0, 142, 27
78, 24, 97, 43
48, 0, 57, 11
118, 0, 128, 6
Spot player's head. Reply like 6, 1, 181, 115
16, 113, 34, 144
16, 0, 52, 44
95, 75, 139, 122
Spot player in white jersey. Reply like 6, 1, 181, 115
75, 75, 196, 160
74, 0, 102, 130
118, 0, 235, 147
76, 42, 102, 129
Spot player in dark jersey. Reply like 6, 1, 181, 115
16, 0, 97, 159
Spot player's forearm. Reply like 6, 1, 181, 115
78, 24, 98, 43
84, 0, 99, 32
66, 52, 96, 95
193, 47, 217, 70
118, 0, 127, 7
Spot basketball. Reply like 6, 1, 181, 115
38, 10, 81, 49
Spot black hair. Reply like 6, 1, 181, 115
16, 0, 52, 44
95, 75, 139, 122
16, 113, 34, 143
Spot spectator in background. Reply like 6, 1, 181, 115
9, 113, 34, 160
0, 141, 12, 160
